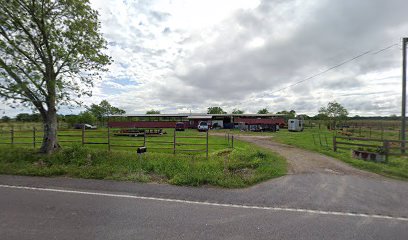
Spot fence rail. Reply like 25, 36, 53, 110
0, 127, 234, 158
333, 136, 408, 160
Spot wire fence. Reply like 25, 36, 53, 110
0, 127, 234, 158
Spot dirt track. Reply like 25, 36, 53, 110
234, 135, 380, 178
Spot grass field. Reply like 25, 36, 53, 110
0, 127, 234, 153
2, 120, 407, 182
0, 127, 287, 188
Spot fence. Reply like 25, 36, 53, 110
0, 127, 234, 158
333, 136, 408, 160
312, 133, 330, 148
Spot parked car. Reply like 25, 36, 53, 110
74, 123, 97, 129
197, 121, 209, 132
175, 122, 186, 131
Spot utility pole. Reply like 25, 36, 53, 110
402, 37, 407, 153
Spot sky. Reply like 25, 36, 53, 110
2, 0, 408, 117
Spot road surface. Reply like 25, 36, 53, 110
1, 136, 408, 239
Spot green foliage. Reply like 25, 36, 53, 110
64, 112, 97, 126
319, 101, 348, 119
318, 101, 348, 128
77, 111, 97, 125
1, 115, 11, 122
257, 108, 269, 114
207, 107, 226, 114
0, 0, 111, 152
0, 0, 111, 108
146, 109, 161, 114
0, 139, 287, 188
15, 113, 41, 122
232, 109, 244, 114
86, 100, 125, 121
274, 128, 408, 180
276, 110, 296, 119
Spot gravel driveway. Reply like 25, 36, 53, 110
234, 135, 380, 178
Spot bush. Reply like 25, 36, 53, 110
0, 141, 287, 188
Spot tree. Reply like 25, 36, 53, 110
389, 114, 399, 120
15, 113, 31, 122
318, 101, 348, 129
1, 116, 10, 122
87, 100, 125, 124
276, 110, 296, 119
0, 0, 111, 153
77, 111, 97, 125
231, 109, 244, 114
64, 114, 79, 127
207, 107, 226, 114
146, 109, 160, 114
257, 108, 269, 114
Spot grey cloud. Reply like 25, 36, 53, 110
149, 10, 171, 22
155, 0, 407, 115
319, 78, 364, 90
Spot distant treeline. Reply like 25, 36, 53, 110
303, 115, 400, 121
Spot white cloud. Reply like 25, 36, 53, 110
23, 0, 404, 118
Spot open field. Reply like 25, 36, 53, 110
0, 127, 234, 154
0, 128, 287, 188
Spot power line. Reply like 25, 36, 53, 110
266, 43, 399, 95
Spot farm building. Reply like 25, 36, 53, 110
108, 113, 286, 130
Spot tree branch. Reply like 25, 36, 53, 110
0, 26, 46, 75
0, 58, 46, 114
2, 3, 48, 67
15, 65, 48, 96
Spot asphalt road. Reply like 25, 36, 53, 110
0, 173, 408, 240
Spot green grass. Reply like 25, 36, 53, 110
272, 128, 408, 180
0, 128, 230, 153
0, 130, 287, 188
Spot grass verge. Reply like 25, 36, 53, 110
273, 128, 408, 180
0, 139, 287, 188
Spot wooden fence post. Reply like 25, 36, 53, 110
143, 131, 146, 147
206, 129, 209, 159
173, 128, 176, 154
10, 127, 14, 145
231, 135, 234, 149
383, 140, 389, 162
333, 136, 337, 152
107, 127, 111, 151
81, 125, 85, 146
381, 126, 384, 140
33, 127, 36, 149
228, 133, 230, 146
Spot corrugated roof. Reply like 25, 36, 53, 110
187, 115, 213, 119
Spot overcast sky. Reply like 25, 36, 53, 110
3, 0, 408, 117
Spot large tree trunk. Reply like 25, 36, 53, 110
40, 108, 59, 154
